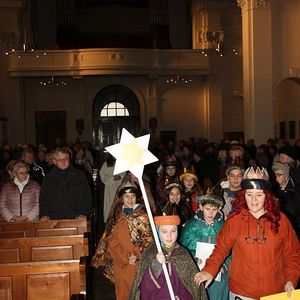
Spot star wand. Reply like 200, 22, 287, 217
105, 128, 176, 300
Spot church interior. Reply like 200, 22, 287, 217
1, 0, 300, 150
0, 0, 300, 299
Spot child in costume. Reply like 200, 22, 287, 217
129, 214, 208, 300
179, 167, 203, 223
156, 156, 180, 208
180, 194, 229, 300
91, 181, 153, 300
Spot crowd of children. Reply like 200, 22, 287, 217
91, 140, 300, 300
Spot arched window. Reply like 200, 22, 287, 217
100, 102, 129, 117
93, 85, 140, 148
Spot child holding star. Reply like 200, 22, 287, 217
129, 214, 208, 300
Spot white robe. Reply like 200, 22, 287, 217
99, 162, 125, 222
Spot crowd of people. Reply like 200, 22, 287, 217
0, 143, 93, 222
0, 137, 300, 300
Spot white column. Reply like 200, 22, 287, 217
237, 0, 274, 144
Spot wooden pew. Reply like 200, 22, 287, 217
0, 219, 90, 299
0, 235, 87, 263
0, 219, 89, 239
0, 260, 81, 300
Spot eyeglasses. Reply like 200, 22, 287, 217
245, 236, 267, 244
245, 215, 267, 244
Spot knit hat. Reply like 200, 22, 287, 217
278, 146, 298, 161
272, 162, 290, 178
118, 181, 140, 198
241, 167, 272, 190
154, 215, 181, 226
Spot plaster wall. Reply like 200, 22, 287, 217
272, 0, 300, 84
159, 79, 206, 141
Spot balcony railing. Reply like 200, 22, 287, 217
7, 48, 210, 77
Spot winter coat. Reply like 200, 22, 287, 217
39, 165, 92, 219
0, 179, 40, 221
275, 179, 300, 238
202, 209, 300, 300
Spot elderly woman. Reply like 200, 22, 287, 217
195, 167, 300, 300
272, 162, 300, 238
0, 161, 40, 222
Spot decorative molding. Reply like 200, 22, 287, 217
289, 68, 300, 78
6, 49, 210, 77
109, 53, 124, 61
237, 0, 271, 14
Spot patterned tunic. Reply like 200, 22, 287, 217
91, 204, 153, 299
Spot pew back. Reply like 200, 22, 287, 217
0, 219, 88, 238
0, 260, 81, 300
0, 235, 87, 263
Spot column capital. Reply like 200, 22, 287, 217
237, 0, 271, 14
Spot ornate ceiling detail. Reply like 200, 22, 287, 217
237, 0, 271, 14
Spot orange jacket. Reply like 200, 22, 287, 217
203, 209, 300, 300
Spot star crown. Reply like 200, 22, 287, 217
243, 167, 269, 180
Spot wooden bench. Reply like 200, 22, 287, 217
0, 219, 90, 299
0, 260, 81, 300
0, 219, 89, 239
0, 235, 88, 263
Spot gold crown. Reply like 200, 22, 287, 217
243, 167, 269, 180
179, 166, 198, 182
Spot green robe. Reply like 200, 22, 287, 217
180, 211, 230, 300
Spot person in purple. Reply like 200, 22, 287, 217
129, 214, 208, 300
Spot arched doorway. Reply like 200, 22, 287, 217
93, 85, 140, 149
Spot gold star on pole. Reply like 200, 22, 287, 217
105, 128, 158, 177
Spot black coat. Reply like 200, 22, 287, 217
276, 180, 300, 238
39, 165, 92, 219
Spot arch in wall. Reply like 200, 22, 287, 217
273, 77, 300, 142
92, 84, 140, 149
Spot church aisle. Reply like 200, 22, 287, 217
92, 269, 116, 300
